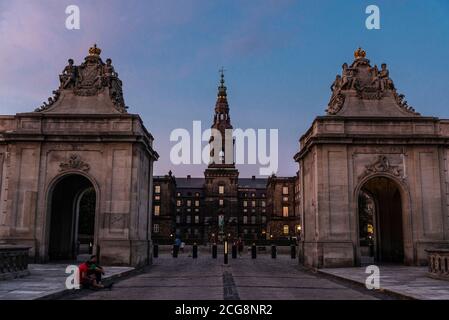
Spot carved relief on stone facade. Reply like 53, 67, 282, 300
358, 155, 402, 180
59, 154, 90, 172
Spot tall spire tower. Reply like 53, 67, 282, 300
208, 68, 235, 168
204, 69, 239, 242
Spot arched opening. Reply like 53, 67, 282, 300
358, 176, 404, 264
48, 174, 96, 261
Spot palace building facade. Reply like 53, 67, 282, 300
152, 73, 301, 244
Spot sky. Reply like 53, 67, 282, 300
1, 0, 448, 178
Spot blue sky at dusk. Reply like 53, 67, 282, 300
1, 0, 448, 177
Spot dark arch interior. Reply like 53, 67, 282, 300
358, 177, 404, 264
48, 174, 96, 261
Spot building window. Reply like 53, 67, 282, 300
186, 216, 191, 224
243, 209, 247, 213
251, 201, 256, 207
155, 185, 161, 194
154, 195, 160, 201
261, 201, 266, 207
283, 225, 289, 235
195, 200, 200, 207
262, 209, 266, 213
243, 201, 248, 207
153, 224, 159, 233
176, 208, 180, 213
243, 229, 248, 234
251, 193, 256, 198
187, 200, 191, 207
195, 192, 200, 197
243, 216, 248, 224
219, 185, 225, 194
176, 216, 181, 224
282, 206, 289, 217
154, 205, 160, 216
176, 200, 182, 207
194, 228, 199, 235
262, 193, 266, 198
261, 216, 267, 223
219, 199, 224, 206
251, 216, 256, 224
194, 215, 200, 224
187, 208, 191, 212
177, 192, 181, 197
194, 208, 199, 212
282, 186, 289, 195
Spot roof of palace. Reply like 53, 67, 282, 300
33, 44, 127, 114
326, 48, 421, 117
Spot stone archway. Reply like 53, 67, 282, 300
48, 173, 97, 261
357, 176, 405, 264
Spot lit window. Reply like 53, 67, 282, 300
283, 206, 289, 217
194, 208, 199, 212
261, 201, 266, 207
283, 225, 289, 235
194, 215, 200, 224
187, 208, 191, 212
187, 200, 191, 207
177, 192, 181, 197
243, 216, 248, 224
195, 200, 200, 207
195, 192, 200, 197
252, 193, 256, 198
283, 196, 289, 202
219, 186, 225, 194
219, 199, 224, 206
154, 195, 160, 201
282, 186, 289, 195
153, 224, 159, 233
243, 201, 248, 207
154, 205, 160, 216
155, 185, 161, 194
176, 200, 182, 207
252, 201, 256, 207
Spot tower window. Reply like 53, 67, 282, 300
282, 186, 289, 195
283, 206, 289, 217
154, 205, 160, 216
154, 185, 161, 194
219, 186, 225, 194
283, 225, 289, 235
153, 224, 159, 233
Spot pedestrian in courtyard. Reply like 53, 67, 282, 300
237, 237, 243, 256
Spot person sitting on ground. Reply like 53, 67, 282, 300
78, 258, 104, 289
86, 255, 106, 289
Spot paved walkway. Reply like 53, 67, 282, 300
319, 265, 449, 300
63, 254, 386, 300
0, 264, 134, 300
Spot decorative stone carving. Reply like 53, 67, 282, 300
59, 154, 90, 172
326, 48, 419, 116
35, 44, 128, 113
359, 155, 402, 180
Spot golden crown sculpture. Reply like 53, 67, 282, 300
88, 44, 102, 56
354, 47, 366, 59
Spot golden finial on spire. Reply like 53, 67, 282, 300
88, 44, 102, 56
354, 47, 366, 59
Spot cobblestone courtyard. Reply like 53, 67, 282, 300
62, 254, 391, 300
